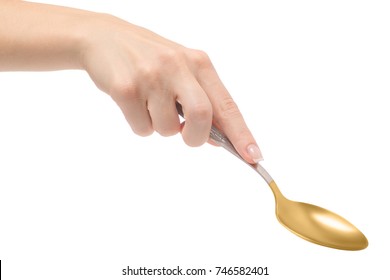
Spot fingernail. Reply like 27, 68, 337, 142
247, 144, 263, 162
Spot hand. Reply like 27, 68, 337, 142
81, 14, 263, 163
0, 1, 263, 163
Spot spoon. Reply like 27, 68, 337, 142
176, 103, 368, 250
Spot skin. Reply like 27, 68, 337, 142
0, 0, 263, 163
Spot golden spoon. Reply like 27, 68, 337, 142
176, 103, 368, 250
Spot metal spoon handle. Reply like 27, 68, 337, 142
210, 124, 274, 184
176, 102, 274, 184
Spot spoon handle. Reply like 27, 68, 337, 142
209, 124, 274, 184
176, 102, 274, 184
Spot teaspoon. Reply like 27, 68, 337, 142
176, 103, 368, 250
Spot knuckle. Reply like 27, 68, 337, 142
184, 139, 201, 148
186, 103, 212, 123
219, 97, 241, 120
109, 79, 138, 102
154, 47, 186, 72
157, 47, 181, 65
132, 126, 154, 137
136, 51, 179, 87
187, 49, 212, 69
183, 131, 208, 148
156, 127, 180, 137
137, 64, 160, 84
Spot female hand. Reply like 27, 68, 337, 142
0, 1, 263, 163
81, 14, 263, 162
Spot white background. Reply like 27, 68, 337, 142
1, 0, 389, 279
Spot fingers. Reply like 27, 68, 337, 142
111, 49, 262, 164
89, 18, 260, 159
193, 54, 263, 163
111, 71, 212, 146
106, 74, 153, 137
113, 93, 154, 137
176, 77, 212, 147
147, 94, 180, 136
215, 95, 263, 163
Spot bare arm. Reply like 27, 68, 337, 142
0, 0, 89, 70
0, 0, 263, 163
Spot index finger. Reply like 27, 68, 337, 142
195, 61, 263, 163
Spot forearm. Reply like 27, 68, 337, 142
0, 0, 91, 71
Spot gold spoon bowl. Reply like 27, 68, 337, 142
210, 126, 368, 250
177, 103, 368, 250
271, 181, 368, 250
